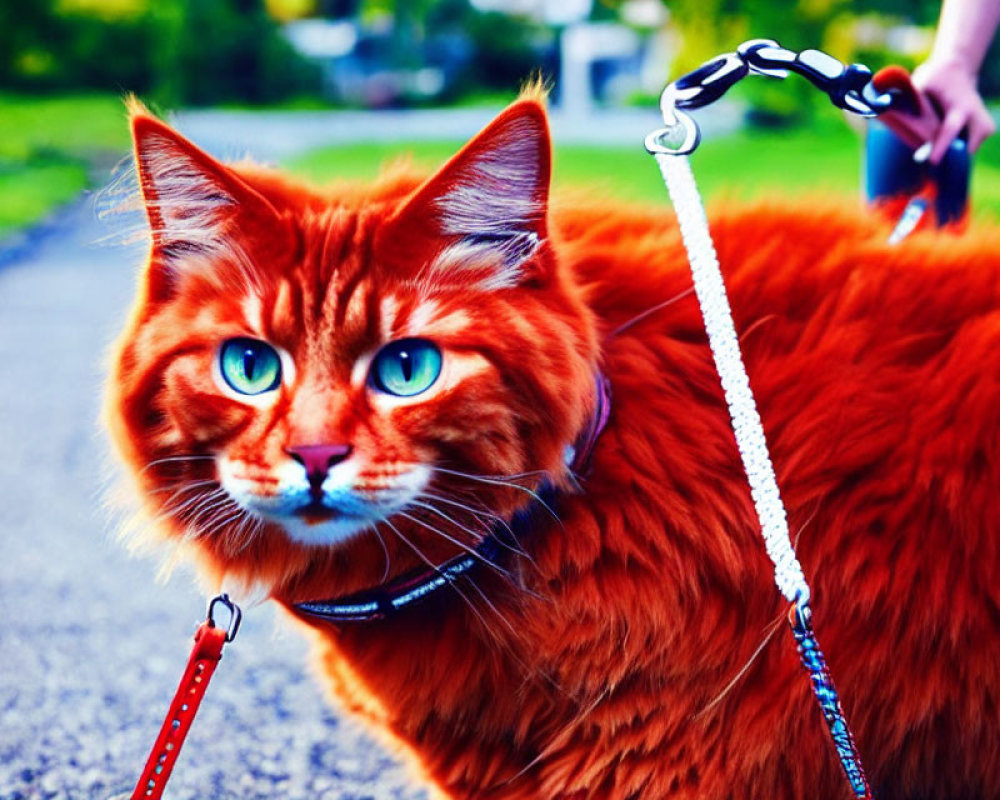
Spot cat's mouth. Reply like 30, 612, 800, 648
294, 500, 342, 524
217, 457, 432, 545
262, 498, 378, 546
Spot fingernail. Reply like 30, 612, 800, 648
913, 142, 932, 163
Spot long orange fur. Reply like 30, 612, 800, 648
106, 94, 1000, 799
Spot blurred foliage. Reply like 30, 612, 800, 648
429, 4, 554, 98
55, 0, 147, 19
0, 0, 321, 106
665, 0, 858, 125
154, 0, 322, 106
0, 0, 996, 117
356, 0, 554, 100
265, 0, 318, 20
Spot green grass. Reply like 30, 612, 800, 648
0, 162, 90, 235
288, 112, 1000, 221
0, 92, 131, 235
4, 94, 998, 238
973, 133, 1000, 216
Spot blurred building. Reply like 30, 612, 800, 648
281, 0, 672, 110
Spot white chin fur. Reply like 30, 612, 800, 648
217, 455, 431, 547
270, 514, 376, 547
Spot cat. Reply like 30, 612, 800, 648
106, 90, 1000, 800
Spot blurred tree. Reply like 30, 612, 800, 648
425, 0, 554, 99
0, 0, 321, 106
56, 0, 148, 17
318, 0, 361, 16
664, 0, 748, 75
460, 11, 553, 92
981, 32, 1000, 98
265, 0, 317, 20
165, 0, 321, 105
54, 3, 161, 93
0, 0, 62, 85
740, 0, 850, 125
852, 0, 940, 25
661, 0, 852, 125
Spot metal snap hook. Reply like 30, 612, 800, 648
645, 109, 701, 157
207, 593, 243, 642
670, 52, 749, 113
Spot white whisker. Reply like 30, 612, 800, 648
692, 611, 785, 720
419, 490, 534, 563
433, 466, 561, 524
397, 511, 511, 580
371, 523, 392, 584
409, 499, 491, 541
142, 486, 225, 531
381, 516, 516, 639
149, 478, 219, 496
139, 454, 215, 475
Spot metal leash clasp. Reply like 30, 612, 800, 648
645, 47, 751, 157
645, 45, 757, 157
741, 41, 891, 116
207, 593, 242, 642
646, 38, 895, 159
644, 102, 700, 157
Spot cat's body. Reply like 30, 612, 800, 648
107, 96, 1000, 799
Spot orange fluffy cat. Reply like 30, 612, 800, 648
106, 93, 1000, 799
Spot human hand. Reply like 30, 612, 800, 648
875, 66, 945, 154
912, 56, 996, 163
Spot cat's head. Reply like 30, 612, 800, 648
106, 95, 598, 599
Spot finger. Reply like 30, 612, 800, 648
966, 108, 997, 153
930, 110, 967, 165
904, 109, 944, 147
878, 110, 929, 149
892, 83, 946, 144
914, 85, 942, 122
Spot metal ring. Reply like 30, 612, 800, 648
207, 593, 243, 642
644, 110, 701, 157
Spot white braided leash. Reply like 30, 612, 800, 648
653, 151, 810, 605
645, 58, 873, 798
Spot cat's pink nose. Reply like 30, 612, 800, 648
287, 444, 353, 488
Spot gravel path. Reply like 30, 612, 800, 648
171, 104, 742, 162
0, 199, 426, 799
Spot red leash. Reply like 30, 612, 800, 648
130, 595, 241, 800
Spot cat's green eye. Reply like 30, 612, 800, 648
219, 338, 282, 396
370, 338, 442, 398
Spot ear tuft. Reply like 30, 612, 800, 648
125, 93, 152, 121
517, 75, 550, 105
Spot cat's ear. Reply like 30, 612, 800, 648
380, 98, 552, 290
129, 102, 284, 297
